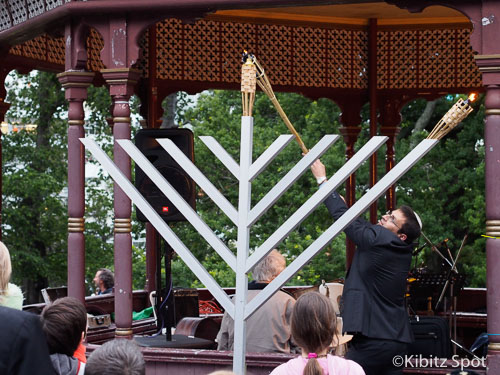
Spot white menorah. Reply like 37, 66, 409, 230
81, 116, 437, 374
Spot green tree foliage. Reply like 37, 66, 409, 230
2, 69, 486, 305
397, 95, 486, 287
78, 85, 147, 293
2, 71, 146, 301
170, 90, 348, 288
170, 90, 486, 289
3, 71, 68, 302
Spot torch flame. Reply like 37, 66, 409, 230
468, 93, 477, 102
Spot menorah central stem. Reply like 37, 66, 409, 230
233, 115, 254, 374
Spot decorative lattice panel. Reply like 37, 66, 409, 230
352, 30, 368, 89
23, 36, 47, 61
10, 0, 27, 26
184, 20, 220, 82
420, 29, 455, 88
258, 24, 292, 86
328, 29, 354, 89
377, 27, 481, 89
155, 19, 365, 89
28, 0, 46, 19
377, 31, 389, 89
294, 27, 326, 87
47, 36, 65, 65
9, 44, 22, 57
1, 0, 82, 32
135, 31, 149, 78
5, 14, 482, 93
86, 28, 105, 72
0, 6, 12, 31
389, 30, 418, 89
157, 19, 184, 80
456, 28, 482, 88
220, 22, 257, 83
46, 0, 63, 11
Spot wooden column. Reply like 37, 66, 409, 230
379, 126, 400, 211
145, 24, 160, 294
379, 98, 402, 211
337, 95, 364, 270
475, 55, 500, 373
57, 71, 95, 303
101, 68, 141, 339
339, 126, 361, 270
368, 18, 378, 223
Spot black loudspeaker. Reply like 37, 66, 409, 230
134, 128, 195, 222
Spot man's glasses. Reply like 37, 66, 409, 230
385, 210, 401, 230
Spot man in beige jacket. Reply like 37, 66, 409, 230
216, 249, 296, 353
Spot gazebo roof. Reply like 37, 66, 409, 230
0, 1, 469, 46
216, 3, 468, 26
0, 1, 481, 126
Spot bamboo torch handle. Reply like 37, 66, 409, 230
251, 54, 309, 153
270, 96, 309, 154
255, 80, 308, 154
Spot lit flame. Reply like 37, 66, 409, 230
468, 93, 477, 102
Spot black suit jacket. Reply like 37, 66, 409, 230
0, 306, 55, 375
325, 192, 414, 343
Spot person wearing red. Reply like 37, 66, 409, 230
41, 297, 87, 375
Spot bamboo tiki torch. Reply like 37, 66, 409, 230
427, 93, 477, 140
241, 53, 257, 117
242, 51, 309, 154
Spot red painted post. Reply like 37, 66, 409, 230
101, 68, 141, 339
339, 125, 361, 270
475, 55, 500, 373
57, 71, 95, 303
379, 125, 400, 211
378, 98, 403, 212
368, 18, 378, 224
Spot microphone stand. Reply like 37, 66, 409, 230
420, 232, 454, 268
435, 234, 467, 310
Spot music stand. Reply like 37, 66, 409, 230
407, 272, 448, 313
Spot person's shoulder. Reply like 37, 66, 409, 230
327, 355, 365, 374
0, 306, 40, 338
276, 289, 295, 300
270, 356, 304, 375
3, 283, 24, 309
0, 305, 29, 322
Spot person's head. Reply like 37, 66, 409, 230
41, 296, 87, 356
252, 249, 286, 283
0, 242, 12, 296
291, 292, 336, 375
378, 205, 421, 244
94, 268, 114, 292
85, 339, 145, 375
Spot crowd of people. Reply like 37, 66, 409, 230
0, 156, 431, 375
0, 241, 145, 375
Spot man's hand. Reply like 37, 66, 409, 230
310, 159, 327, 179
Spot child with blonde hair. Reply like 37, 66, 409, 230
0, 241, 23, 309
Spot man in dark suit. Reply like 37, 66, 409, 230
311, 159, 421, 375
0, 306, 55, 375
